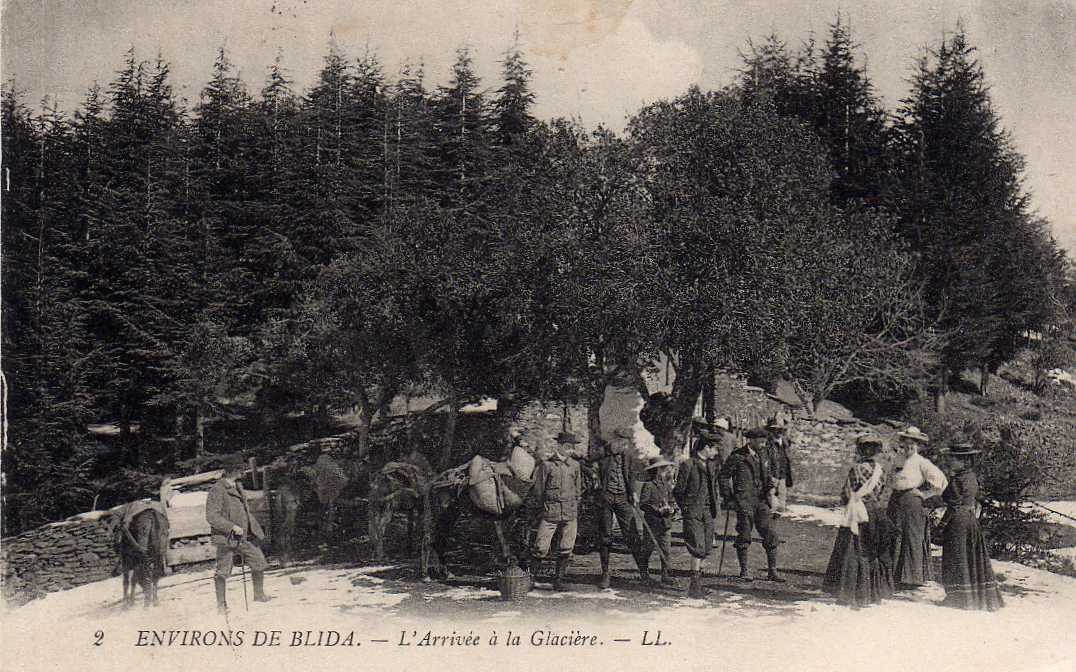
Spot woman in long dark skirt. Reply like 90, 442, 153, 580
824, 435, 895, 607
940, 443, 1004, 611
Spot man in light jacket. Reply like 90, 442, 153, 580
206, 455, 271, 614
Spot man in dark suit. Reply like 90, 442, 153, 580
591, 427, 652, 589
718, 428, 784, 583
673, 434, 721, 598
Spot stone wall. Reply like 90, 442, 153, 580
512, 401, 590, 457
1, 513, 119, 605
785, 417, 907, 505
711, 374, 909, 505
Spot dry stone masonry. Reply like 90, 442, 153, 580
2, 513, 120, 605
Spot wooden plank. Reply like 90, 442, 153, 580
167, 544, 215, 566
167, 490, 268, 540
169, 506, 211, 539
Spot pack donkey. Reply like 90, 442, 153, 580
117, 507, 170, 607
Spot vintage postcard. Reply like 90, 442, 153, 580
2, 1, 1074, 671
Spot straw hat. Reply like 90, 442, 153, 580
856, 434, 884, 455
897, 426, 930, 443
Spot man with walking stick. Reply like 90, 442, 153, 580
591, 427, 652, 589
673, 432, 722, 598
636, 457, 679, 589
719, 428, 784, 583
206, 455, 273, 615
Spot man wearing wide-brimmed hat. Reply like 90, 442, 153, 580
530, 431, 584, 591
591, 426, 653, 589
887, 426, 948, 589
637, 457, 679, 588
205, 454, 271, 614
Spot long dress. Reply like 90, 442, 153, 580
823, 460, 895, 607
887, 453, 948, 587
941, 470, 1004, 611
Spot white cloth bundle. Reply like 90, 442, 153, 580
840, 461, 882, 536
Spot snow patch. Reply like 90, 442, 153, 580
781, 504, 844, 527
1029, 501, 1076, 528
426, 586, 501, 601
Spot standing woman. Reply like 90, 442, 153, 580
888, 426, 948, 589
824, 435, 895, 607
940, 443, 1004, 611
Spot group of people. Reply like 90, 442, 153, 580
523, 418, 796, 598
202, 419, 1005, 614
523, 418, 1005, 611
824, 426, 1004, 611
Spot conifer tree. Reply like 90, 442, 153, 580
892, 28, 1064, 404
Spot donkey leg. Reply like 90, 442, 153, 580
431, 501, 460, 581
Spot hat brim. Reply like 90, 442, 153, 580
645, 461, 675, 470
897, 433, 930, 443
947, 448, 982, 456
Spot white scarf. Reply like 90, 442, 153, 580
840, 461, 882, 536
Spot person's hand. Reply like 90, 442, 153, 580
231, 525, 245, 537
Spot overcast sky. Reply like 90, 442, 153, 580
3, 0, 1074, 252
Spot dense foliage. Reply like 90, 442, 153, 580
3, 21, 1071, 533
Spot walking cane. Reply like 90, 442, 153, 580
240, 560, 249, 612
717, 510, 731, 577
230, 531, 249, 612
631, 502, 672, 568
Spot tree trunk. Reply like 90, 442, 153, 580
440, 385, 459, 469
659, 352, 707, 459
586, 378, 605, 458
356, 400, 373, 459
934, 369, 949, 415
119, 400, 135, 465
195, 403, 205, 458
702, 365, 716, 423
980, 366, 990, 397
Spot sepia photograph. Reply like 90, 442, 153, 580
1, 1, 1075, 671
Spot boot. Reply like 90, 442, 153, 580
598, 548, 611, 589
252, 571, 273, 602
660, 562, 678, 588
736, 548, 754, 582
766, 549, 786, 583
638, 557, 654, 589
552, 557, 573, 592
687, 570, 709, 598
214, 577, 228, 615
